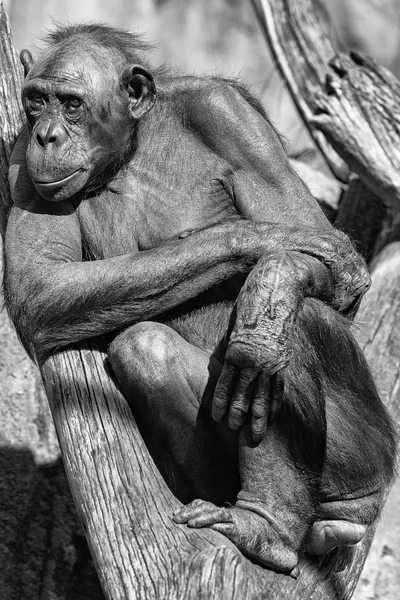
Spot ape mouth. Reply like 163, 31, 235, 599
33, 168, 90, 201
34, 169, 84, 188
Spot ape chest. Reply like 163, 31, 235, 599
134, 184, 239, 251
78, 176, 239, 258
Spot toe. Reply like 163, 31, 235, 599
173, 500, 231, 527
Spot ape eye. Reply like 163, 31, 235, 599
27, 95, 45, 112
65, 98, 83, 114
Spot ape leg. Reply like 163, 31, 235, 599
174, 421, 319, 573
174, 366, 324, 574
220, 251, 395, 559
300, 301, 397, 555
108, 321, 240, 504
174, 299, 397, 572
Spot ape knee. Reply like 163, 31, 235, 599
108, 321, 178, 388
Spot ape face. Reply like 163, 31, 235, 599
21, 47, 156, 202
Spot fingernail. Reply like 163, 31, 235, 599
252, 434, 263, 446
212, 410, 223, 422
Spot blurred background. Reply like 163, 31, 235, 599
2, 1, 400, 599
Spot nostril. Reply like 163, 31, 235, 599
36, 132, 45, 147
35, 128, 59, 147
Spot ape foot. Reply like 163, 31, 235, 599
173, 499, 299, 574
306, 520, 366, 556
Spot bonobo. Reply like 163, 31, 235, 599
4, 24, 396, 575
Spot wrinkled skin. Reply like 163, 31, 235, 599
4, 25, 390, 576
213, 251, 335, 442
21, 45, 151, 202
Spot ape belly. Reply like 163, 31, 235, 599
165, 299, 235, 359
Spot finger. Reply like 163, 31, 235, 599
172, 498, 203, 517
173, 500, 229, 525
291, 229, 371, 313
323, 231, 371, 312
185, 508, 231, 528
339, 293, 363, 320
212, 362, 238, 422
251, 370, 270, 444
292, 253, 335, 303
228, 368, 257, 430
178, 230, 195, 239
269, 370, 284, 424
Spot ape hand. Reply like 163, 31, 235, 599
212, 363, 284, 444
283, 227, 370, 316
213, 250, 335, 441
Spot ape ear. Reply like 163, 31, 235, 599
20, 49, 34, 77
121, 65, 156, 119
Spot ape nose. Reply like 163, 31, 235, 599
35, 120, 67, 148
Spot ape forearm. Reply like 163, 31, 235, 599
212, 252, 336, 442
23, 255, 242, 361
5, 218, 276, 362
227, 252, 334, 372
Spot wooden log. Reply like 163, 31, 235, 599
372, 206, 400, 261
40, 342, 390, 600
335, 177, 386, 262
0, 0, 23, 229
356, 241, 400, 424
251, 0, 349, 181
310, 51, 400, 211
253, 0, 400, 211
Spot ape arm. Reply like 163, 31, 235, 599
4, 197, 251, 362
213, 251, 334, 441
186, 84, 370, 437
5, 195, 361, 366
187, 82, 370, 311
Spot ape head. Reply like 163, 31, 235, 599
20, 26, 157, 202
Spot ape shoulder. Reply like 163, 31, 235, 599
209, 76, 271, 122
174, 76, 265, 122
157, 74, 270, 132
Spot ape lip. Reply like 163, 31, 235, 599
34, 169, 83, 186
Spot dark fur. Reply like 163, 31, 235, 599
42, 23, 154, 68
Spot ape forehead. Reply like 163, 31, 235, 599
25, 44, 123, 95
